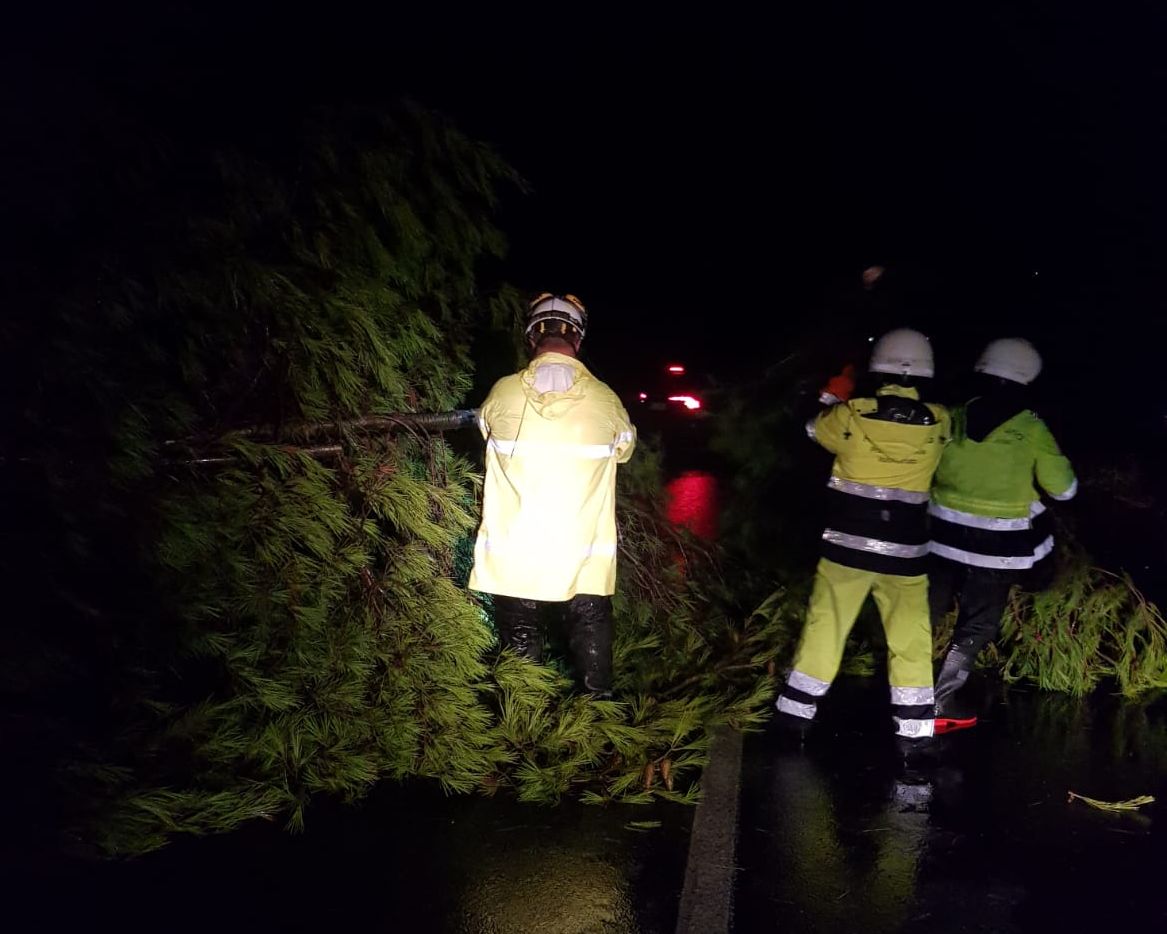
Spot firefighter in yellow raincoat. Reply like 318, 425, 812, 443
775, 329, 950, 754
469, 293, 636, 695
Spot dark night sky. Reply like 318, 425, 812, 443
410, 5, 1167, 416
6, 3, 1167, 430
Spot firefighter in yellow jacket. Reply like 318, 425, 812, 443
469, 293, 636, 695
776, 329, 949, 752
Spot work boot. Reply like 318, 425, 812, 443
494, 596, 546, 663
896, 734, 941, 769
566, 595, 613, 696
774, 668, 829, 749
773, 708, 813, 748
934, 649, 974, 718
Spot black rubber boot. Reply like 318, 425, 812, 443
896, 733, 942, 769
934, 648, 974, 717
566, 594, 613, 696
774, 709, 813, 748
493, 596, 546, 664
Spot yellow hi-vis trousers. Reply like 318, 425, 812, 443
778, 558, 935, 738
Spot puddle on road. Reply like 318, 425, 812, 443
735, 679, 1167, 931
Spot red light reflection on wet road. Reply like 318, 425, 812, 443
665, 471, 719, 540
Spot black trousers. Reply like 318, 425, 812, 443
928, 558, 1018, 661
492, 594, 614, 695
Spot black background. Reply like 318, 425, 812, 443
4, 2, 1166, 442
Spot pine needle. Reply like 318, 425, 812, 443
1067, 791, 1155, 811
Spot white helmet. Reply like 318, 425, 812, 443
525, 292, 588, 347
869, 328, 934, 379
975, 338, 1042, 385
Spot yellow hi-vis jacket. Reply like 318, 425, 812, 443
808, 384, 949, 576
469, 352, 636, 602
812, 385, 949, 494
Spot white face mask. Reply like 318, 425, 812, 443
532, 362, 576, 394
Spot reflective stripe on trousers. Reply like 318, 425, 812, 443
776, 669, 831, 720
792, 560, 933, 689
784, 558, 933, 730
890, 685, 936, 739
894, 716, 935, 738
776, 696, 817, 720
890, 686, 934, 706
788, 669, 831, 697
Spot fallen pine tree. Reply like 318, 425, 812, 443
0, 95, 784, 856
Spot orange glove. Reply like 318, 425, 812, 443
819, 364, 856, 405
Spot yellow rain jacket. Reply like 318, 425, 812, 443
469, 352, 636, 602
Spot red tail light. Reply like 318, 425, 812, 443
668, 395, 702, 411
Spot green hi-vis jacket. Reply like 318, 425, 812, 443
931, 408, 1077, 519
469, 352, 636, 602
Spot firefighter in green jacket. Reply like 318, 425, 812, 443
928, 338, 1076, 723
776, 329, 950, 753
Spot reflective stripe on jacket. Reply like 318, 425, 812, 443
469, 352, 636, 602
810, 385, 949, 576
929, 407, 1076, 568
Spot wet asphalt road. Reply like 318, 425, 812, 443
734, 678, 1167, 932
8, 778, 692, 933
9, 679, 1167, 932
